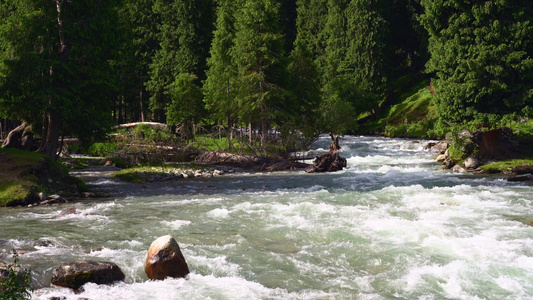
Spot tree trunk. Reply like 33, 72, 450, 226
248, 121, 252, 145
140, 90, 145, 122
227, 115, 232, 149
39, 110, 61, 158
38, 0, 69, 159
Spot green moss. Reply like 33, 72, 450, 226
480, 159, 533, 173
0, 181, 33, 207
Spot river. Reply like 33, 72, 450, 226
1, 136, 533, 299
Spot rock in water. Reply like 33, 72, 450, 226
51, 261, 125, 290
145, 235, 189, 280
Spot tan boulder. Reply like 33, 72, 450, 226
145, 235, 189, 280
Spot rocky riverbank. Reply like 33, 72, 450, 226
428, 128, 533, 181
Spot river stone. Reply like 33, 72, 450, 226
452, 165, 467, 173
435, 154, 447, 163
430, 142, 448, 152
51, 260, 125, 290
145, 235, 189, 280
464, 157, 480, 169
507, 174, 533, 182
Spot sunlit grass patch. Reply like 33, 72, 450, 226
480, 159, 533, 173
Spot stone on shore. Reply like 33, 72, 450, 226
464, 157, 481, 169
452, 165, 467, 173
145, 235, 189, 280
51, 260, 125, 290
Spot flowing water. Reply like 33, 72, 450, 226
1, 136, 533, 299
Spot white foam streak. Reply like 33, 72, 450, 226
161, 219, 192, 229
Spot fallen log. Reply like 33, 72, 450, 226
112, 122, 168, 130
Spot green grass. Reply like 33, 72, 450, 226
191, 135, 252, 152
480, 159, 533, 173
112, 163, 204, 183
0, 148, 85, 206
359, 77, 438, 138
386, 87, 435, 125
0, 181, 33, 207
0, 149, 46, 206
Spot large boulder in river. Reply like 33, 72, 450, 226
145, 235, 189, 280
51, 260, 125, 290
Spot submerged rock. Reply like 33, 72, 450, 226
507, 174, 533, 182
59, 207, 77, 217
145, 235, 189, 280
51, 260, 125, 290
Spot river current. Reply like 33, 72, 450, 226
1, 136, 533, 299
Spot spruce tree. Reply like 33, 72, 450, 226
0, 0, 120, 158
287, 38, 322, 142
420, 0, 533, 125
233, 0, 287, 147
295, 0, 329, 76
204, 0, 239, 147
345, 0, 391, 98
117, 0, 160, 123
322, 0, 349, 84
146, 0, 214, 123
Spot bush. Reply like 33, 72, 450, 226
86, 142, 117, 157
0, 251, 32, 300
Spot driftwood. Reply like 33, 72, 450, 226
112, 122, 168, 130
306, 133, 347, 173
195, 151, 310, 171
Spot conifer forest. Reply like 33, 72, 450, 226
1, 0, 532, 155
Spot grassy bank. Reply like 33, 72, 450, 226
0, 148, 86, 207
359, 77, 438, 138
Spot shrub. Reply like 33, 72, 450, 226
0, 251, 32, 300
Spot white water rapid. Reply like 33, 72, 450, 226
1, 136, 533, 299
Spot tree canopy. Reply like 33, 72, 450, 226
0, 0, 532, 157
420, 0, 533, 126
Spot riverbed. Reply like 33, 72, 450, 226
1, 136, 533, 299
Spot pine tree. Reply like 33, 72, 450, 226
287, 38, 321, 142
167, 73, 204, 141
146, 0, 214, 123
345, 0, 390, 98
233, 0, 287, 147
116, 0, 160, 123
294, 0, 329, 75
204, 0, 239, 147
420, 0, 533, 125
0, 0, 120, 158
322, 0, 349, 84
